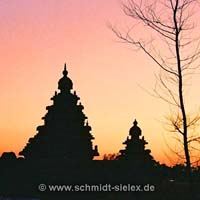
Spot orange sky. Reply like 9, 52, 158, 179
1, 0, 200, 165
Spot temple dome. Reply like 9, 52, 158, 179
58, 63, 73, 92
129, 119, 141, 137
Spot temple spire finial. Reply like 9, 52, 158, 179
63, 63, 68, 76
133, 119, 138, 126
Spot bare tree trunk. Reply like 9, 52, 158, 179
173, 0, 191, 173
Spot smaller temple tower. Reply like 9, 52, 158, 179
118, 119, 154, 166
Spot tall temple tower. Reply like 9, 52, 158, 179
19, 64, 99, 161
118, 119, 154, 165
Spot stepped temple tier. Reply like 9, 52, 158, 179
19, 64, 99, 161
118, 119, 154, 165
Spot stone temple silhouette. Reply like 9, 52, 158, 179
118, 119, 154, 165
19, 64, 99, 161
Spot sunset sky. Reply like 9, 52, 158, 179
1, 0, 200, 165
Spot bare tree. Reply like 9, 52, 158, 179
110, 0, 200, 173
